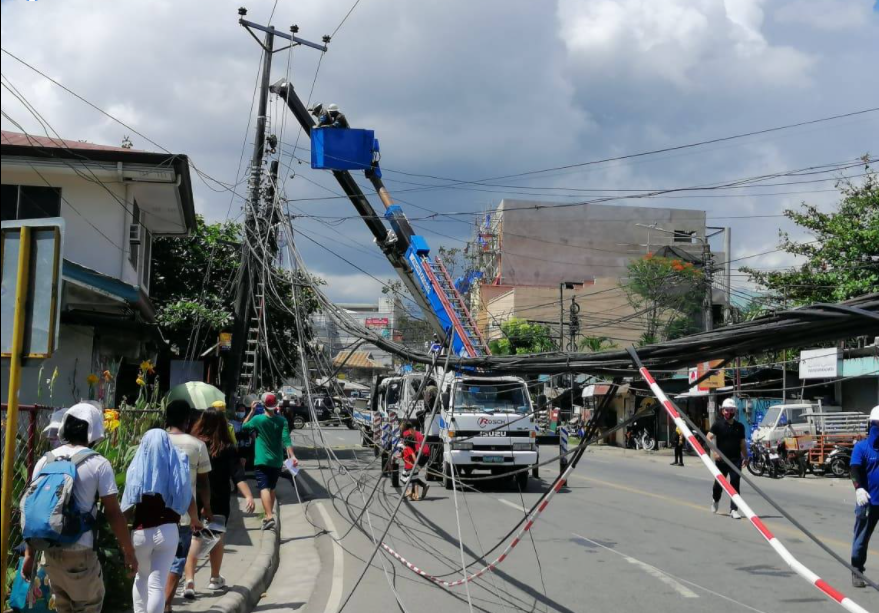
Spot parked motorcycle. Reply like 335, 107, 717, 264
826, 445, 851, 478
632, 428, 656, 451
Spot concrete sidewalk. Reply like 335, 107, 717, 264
168, 471, 318, 613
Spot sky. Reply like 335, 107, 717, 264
1, 0, 877, 305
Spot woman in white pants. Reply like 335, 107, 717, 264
122, 429, 192, 613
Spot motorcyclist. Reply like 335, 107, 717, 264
850, 405, 879, 588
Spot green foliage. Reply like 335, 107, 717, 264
579, 336, 618, 352
151, 215, 321, 382
489, 318, 555, 355
625, 254, 704, 340
741, 160, 879, 305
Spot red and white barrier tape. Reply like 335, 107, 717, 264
636, 365, 868, 613
380, 467, 570, 587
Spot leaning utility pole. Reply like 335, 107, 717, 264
225, 8, 328, 401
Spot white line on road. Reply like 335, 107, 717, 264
497, 498, 526, 513
315, 501, 345, 613
572, 533, 774, 612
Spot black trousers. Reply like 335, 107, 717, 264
712, 459, 741, 511
674, 444, 684, 465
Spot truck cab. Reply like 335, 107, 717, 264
433, 374, 539, 491
751, 402, 864, 446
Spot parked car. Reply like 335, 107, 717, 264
281, 395, 334, 429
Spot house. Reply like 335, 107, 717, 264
1, 130, 196, 408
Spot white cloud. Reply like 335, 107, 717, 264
774, 0, 875, 31
316, 271, 385, 302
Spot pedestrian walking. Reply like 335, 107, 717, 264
122, 429, 192, 613
401, 433, 429, 501
401, 420, 430, 469
163, 400, 213, 606
850, 405, 879, 588
20, 403, 137, 613
184, 408, 256, 592
670, 427, 685, 466
707, 398, 748, 519
241, 392, 298, 530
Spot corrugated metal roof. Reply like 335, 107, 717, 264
333, 350, 381, 369
1, 130, 142, 153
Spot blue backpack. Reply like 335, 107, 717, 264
20, 449, 98, 549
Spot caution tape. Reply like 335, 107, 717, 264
635, 364, 869, 613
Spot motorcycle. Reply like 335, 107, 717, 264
631, 428, 656, 451
826, 445, 851, 478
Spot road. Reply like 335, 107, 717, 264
286, 426, 879, 613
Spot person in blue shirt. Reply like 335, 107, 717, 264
850, 405, 879, 588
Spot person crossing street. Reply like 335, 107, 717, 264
850, 405, 879, 588
707, 398, 748, 520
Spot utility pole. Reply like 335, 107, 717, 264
723, 226, 732, 324
226, 8, 328, 402
558, 281, 582, 351
702, 238, 713, 332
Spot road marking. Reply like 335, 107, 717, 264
315, 501, 345, 613
572, 532, 697, 598
567, 473, 879, 556
497, 498, 526, 512
571, 533, 777, 611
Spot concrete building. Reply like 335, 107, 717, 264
1, 131, 195, 408
311, 297, 403, 370
469, 200, 728, 345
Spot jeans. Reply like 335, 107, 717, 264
852, 504, 879, 572
132, 524, 179, 613
170, 525, 193, 576
712, 459, 741, 512
43, 549, 104, 613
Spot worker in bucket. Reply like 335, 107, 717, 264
850, 405, 879, 588
310, 102, 349, 128
707, 398, 748, 520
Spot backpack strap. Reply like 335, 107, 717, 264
69, 449, 98, 467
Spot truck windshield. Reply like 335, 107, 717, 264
454, 384, 528, 413
385, 382, 401, 407
759, 407, 782, 428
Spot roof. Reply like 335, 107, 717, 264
1, 130, 196, 233
333, 350, 381, 370
62, 259, 155, 321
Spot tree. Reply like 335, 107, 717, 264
741, 161, 878, 306
151, 215, 321, 381
488, 318, 555, 355
624, 254, 704, 340
579, 335, 618, 352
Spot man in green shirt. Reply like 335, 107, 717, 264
242, 392, 297, 530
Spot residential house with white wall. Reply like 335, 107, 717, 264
1, 131, 195, 408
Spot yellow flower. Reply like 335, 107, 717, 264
86, 373, 99, 386
103, 409, 121, 432
136, 377, 146, 386
140, 360, 155, 374
102, 370, 113, 382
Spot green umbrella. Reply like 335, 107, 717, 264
166, 381, 226, 411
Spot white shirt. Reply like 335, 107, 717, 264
168, 432, 211, 525
32, 444, 117, 548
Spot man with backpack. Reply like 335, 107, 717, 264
20, 403, 137, 613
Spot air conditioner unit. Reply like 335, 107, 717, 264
129, 223, 141, 245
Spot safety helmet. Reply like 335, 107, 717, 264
327, 103, 339, 113
870, 405, 879, 422
721, 398, 737, 410
309, 103, 323, 116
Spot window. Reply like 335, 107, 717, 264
1, 184, 61, 220
129, 201, 141, 270
673, 230, 695, 243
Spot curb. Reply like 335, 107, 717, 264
209, 500, 281, 613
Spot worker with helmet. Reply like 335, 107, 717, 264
310, 102, 349, 129
707, 398, 748, 520
850, 405, 879, 588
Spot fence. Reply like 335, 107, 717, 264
1, 403, 163, 609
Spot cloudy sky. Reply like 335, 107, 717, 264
2, 0, 877, 303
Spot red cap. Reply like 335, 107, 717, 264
262, 392, 278, 408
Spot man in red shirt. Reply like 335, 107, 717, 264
401, 434, 429, 500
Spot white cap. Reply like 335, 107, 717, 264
59, 402, 105, 445
721, 398, 737, 409
870, 406, 879, 422
327, 103, 339, 112
42, 408, 69, 437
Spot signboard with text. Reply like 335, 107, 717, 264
688, 360, 725, 393
799, 348, 840, 379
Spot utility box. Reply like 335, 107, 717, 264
311, 128, 374, 171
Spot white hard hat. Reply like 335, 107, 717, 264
721, 398, 737, 410
327, 103, 339, 113
59, 402, 105, 445
870, 406, 879, 422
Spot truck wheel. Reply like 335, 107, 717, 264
516, 470, 529, 492
391, 460, 400, 488
346, 418, 356, 430
292, 415, 306, 430
443, 462, 453, 490
373, 441, 380, 457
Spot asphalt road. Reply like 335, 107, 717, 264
287, 426, 879, 613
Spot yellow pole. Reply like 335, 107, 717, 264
1, 226, 31, 606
